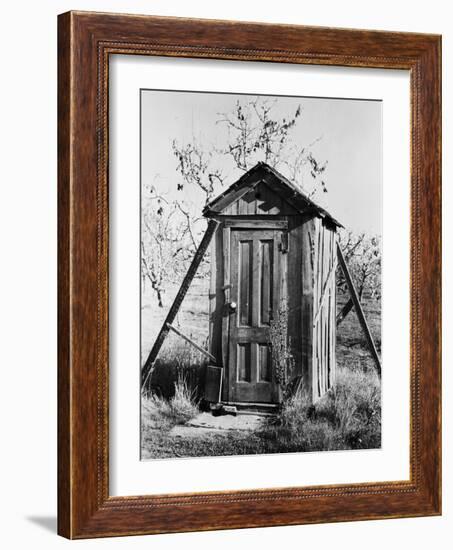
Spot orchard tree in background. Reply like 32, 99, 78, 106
141, 183, 202, 308
142, 97, 330, 307
216, 99, 328, 196
336, 229, 382, 325
172, 98, 328, 206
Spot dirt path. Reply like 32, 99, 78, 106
168, 412, 267, 438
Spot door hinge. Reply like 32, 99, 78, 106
279, 231, 289, 253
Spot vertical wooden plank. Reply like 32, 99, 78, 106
250, 341, 258, 383
238, 198, 247, 215
239, 239, 252, 326
258, 344, 271, 382
208, 235, 215, 353
260, 239, 273, 325
317, 221, 324, 398
260, 184, 271, 215
325, 229, 330, 391
320, 222, 325, 396
300, 218, 313, 394
327, 291, 331, 390
330, 230, 336, 389
251, 238, 260, 328
204, 366, 223, 403
278, 228, 288, 384
223, 226, 232, 400
324, 296, 328, 393
318, 224, 323, 396
273, 229, 285, 377
208, 225, 223, 363
328, 228, 333, 390
279, 229, 288, 309
325, 227, 330, 393
309, 218, 317, 401
271, 232, 278, 321
325, 225, 331, 392
323, 225, 330, 393
248, 196, 256, 215
263, 184, 279, 215
238, 343, 251, 382
255, 182, 263, 214
286, 220, 301, 378
331, 231, 337, 388
311, 218, 320, 401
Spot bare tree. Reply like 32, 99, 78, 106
216, 98, 328, 197
141, 184, 199, 307
216, 99, 300, 170
143, 97, 330, 307
172, 138, 225, 205
336, 229, 381, 325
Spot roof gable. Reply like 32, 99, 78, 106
203, 162, 342, 227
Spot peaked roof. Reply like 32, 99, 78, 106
203, 162, 342, 227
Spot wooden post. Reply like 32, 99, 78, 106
336, 297, 353, 326
166, 323, 217, 363
337, 243, 382, 377
141, 219, 219, 389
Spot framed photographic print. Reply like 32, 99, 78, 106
58, 11, 441, 538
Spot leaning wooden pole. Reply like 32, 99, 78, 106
141, 219, 219, 390
337, 243, 382, 377
166, 323, 217, 364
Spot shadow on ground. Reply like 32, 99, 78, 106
26, 516, 57, 534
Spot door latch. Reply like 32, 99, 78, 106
279, 231, 289, 253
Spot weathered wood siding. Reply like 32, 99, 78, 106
209, 212, 337, 405
221, 182, 298, 216
311, 218, 337, 401
286, 217, 303, 381
208, 224, 224, 366
299, 216, 317, 392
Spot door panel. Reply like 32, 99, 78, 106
237, 343, 252, 382
259, 239, 273, 326
238, 240, 253, 326
228, 229, 282, 403
258, 344, 272, 382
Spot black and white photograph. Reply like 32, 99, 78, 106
140, 90, 382, 460
0, 0, 446, 545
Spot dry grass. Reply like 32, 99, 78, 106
260, 366, 381, 452
141, 366, 381, 459
144, 334, 209, 399
142, 375, 199, 429
141, 279, 382, 458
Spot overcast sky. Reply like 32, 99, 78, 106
141, 89, 382, 235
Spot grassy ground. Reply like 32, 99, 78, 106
141, 279, 382, 459
141, 365, 381, 459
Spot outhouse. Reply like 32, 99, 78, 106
204, 162, 342, 406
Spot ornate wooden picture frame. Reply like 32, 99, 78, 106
58, 11, 441, 539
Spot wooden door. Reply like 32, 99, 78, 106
227, 228, 284, 403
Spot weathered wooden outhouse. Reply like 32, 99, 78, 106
204, 162, 342, 406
